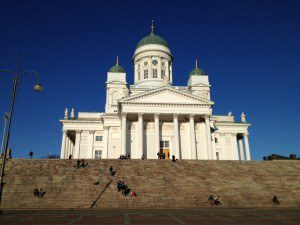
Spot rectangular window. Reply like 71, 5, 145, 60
95, 136, 103, 141
161, 70, 165, 78
153, 69, 157, 78
144, 69, 148, 79
95, 150, 102, 159
160, 141, 169, 148
215, 138, 218, 143
162, 62, 165, 66
144, 61, 148, 66
164, 141, 169, 148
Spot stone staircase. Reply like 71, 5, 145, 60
0, 159, 299, 209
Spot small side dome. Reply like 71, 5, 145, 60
136, 20, 169, 49
109, 56, 125, 73
189, 59, 205, 76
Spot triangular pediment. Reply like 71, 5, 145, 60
120, 86, 214, 105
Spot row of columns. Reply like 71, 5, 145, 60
61, 128, 110, 159
60, 130, 74, 159
121, 113, 214, 159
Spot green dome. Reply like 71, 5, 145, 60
189, 60, 205, 76
109, 57, 126, 73
109, 65, 125, 73
136, 31, 169, 49
189, 68, 205, 76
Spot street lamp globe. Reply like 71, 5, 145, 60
34, 83, 43, 92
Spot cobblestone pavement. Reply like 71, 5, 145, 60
0, 208, 299, 225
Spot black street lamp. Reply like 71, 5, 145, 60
0, 54, 43, 213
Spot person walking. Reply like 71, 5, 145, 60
29, 151, 33, 159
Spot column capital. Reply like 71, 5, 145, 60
62, 129, 68, 133
204, 114, 210, 119
89, 130, 95, 134
138, 113, 144, 118
154, 113, 160, 119
121, 112, 127, 118
103, 126, 109, 130
173, 113, 179, 118
75, 130, 82, 134
243, 133, 249, 137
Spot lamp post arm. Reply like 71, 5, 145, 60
0, 69, 14, 76
19, 70, 41, 83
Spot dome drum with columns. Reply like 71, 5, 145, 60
59, 21, 252, 161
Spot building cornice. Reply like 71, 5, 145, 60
215, 122, 251, 128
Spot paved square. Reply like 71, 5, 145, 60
0, 208, 299, 225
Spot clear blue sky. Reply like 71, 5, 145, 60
0, 0, 299, 159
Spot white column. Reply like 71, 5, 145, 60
211, 132, 216, 160
74, 130, 81, 159
189, 114, 197, 159
66, 137, 71, 158
89, 130, 95, 159
71, 142, 74, 157
154, 113, 160, 157
205, 115, 213, 159
103, 126, 109, 159
138, 113, 144, 159
60, 130, 67, 159
121, 113, 127, 156
173, 114, 180, 159
244, 134, 251, 160
238, 137, 245, 160
232, 134, 239, 160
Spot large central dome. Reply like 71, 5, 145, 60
136, 21, 169, 49
136, 32, 169, 49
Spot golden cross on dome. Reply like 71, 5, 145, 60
195, 59, 198, 69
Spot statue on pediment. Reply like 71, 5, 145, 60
64, 108, 68, 119
70, 108, 75, 119
241, 112, 246, 122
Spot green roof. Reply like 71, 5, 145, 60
189, 68, 205, 76
136, 31, 169, 49
109, 56, 125, 73
189, 60, 205, 76
109, 65, 125, 73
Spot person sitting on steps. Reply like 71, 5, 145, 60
109, 166, 116, 177
117, 180, 123, 192
75, 160, 80, 169
130, 191, 137, 197
273, 196, 280, 205
69, 154, 72, 160
33, 188, 45, 198
213, 195, 222, 206
172, 155, 176, 162
80, 159, 87, 168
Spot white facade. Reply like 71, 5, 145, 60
60, 24, 251, 160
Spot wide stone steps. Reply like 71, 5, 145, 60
1, 159, 299, 209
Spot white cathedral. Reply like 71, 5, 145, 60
60, 22, 251, 161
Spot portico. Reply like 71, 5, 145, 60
118, 111, 216, 159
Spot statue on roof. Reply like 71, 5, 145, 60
64, 108, 68, 119
70, 108, 75, 119
241, 112, 246, 122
